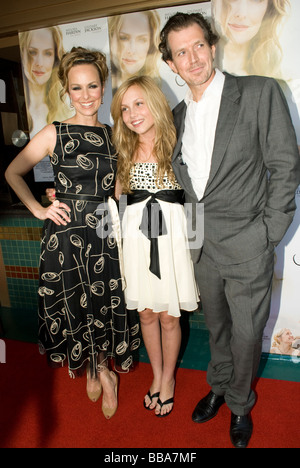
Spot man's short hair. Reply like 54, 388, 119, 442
159, 12, 219, 62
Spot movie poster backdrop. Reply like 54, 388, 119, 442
19, 1, 300, 359
211, 0, 300, 360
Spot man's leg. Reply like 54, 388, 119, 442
194, 246, 274, 413
193, 247, 274, 447
194, 252, 234, 397
221, 246, 274, 415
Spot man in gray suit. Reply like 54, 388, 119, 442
159, 12, 300, 448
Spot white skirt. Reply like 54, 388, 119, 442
122, 197, 200, 317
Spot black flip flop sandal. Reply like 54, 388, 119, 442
156, 397, 174, 417
143, 390, 160, 410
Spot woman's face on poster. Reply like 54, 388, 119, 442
280, 329, 294, 345
26, 29, 56, 86
224, 0, 269, 44
112, 12, 151, 76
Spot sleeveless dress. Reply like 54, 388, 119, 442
38, 122, 140, 378
122, 162, 199, 317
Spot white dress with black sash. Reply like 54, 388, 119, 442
122, 162, 199, 317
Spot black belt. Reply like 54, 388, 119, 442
127, 189, 184, 279
57, 192, 108, 203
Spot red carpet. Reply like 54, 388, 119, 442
0, 339, 299, 449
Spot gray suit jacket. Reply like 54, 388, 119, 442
172, 72, 300, 265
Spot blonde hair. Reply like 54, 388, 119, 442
58, 46, 109, 99
272, 328, 289, 348
19, 26, 71, 132
111, 75, 176, 194
213, 0, 290, 78
108, 11, 161, 91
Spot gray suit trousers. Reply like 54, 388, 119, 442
193, 243, 274, 415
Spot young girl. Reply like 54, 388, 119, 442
111, 76, 199, 417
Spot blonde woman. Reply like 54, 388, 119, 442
212, 0, 290, 78
108, 11, 161, 93
111, 76, 199, 417
6, 47, 141, 419
271, 328, 300, 356
19, 27, 73, 137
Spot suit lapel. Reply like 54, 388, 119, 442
172, 101, 199, 200
172, 100, 187, 162
204, 74, 241, 195
172, 74, 241, 201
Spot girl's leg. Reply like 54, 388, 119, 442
139, 308, 163, 409
155, 312, 181, 416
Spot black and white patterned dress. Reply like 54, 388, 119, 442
38, 122, 140, 378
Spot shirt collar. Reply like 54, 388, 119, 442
184, 68, 225, 105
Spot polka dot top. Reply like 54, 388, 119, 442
129, 163, 182, 193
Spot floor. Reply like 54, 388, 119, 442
1, 306, 299, 382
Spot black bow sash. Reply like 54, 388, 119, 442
127, 189, 184, 279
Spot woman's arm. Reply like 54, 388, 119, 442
5, 124, 70, 225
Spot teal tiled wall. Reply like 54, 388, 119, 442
0, 216, 42, 310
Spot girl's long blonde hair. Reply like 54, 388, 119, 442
111, 75, 177, 194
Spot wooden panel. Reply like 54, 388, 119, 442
0, 0, 204, 37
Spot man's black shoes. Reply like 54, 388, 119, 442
192, 390, 225, 423
230, 413, 253, 449
192, 391, 253, 448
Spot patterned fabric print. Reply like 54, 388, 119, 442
38, 123, 140, 378
130, 163, 182, 192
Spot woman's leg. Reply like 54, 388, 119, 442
139, 308, 163, 409
97, 354, 118, 417
86, 362, 102, 402
155, 312, 181, 416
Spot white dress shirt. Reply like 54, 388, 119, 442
181, 68, 225, 201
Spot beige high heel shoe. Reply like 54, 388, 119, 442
86, 368, 102, 402
102, 371, 118, 419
